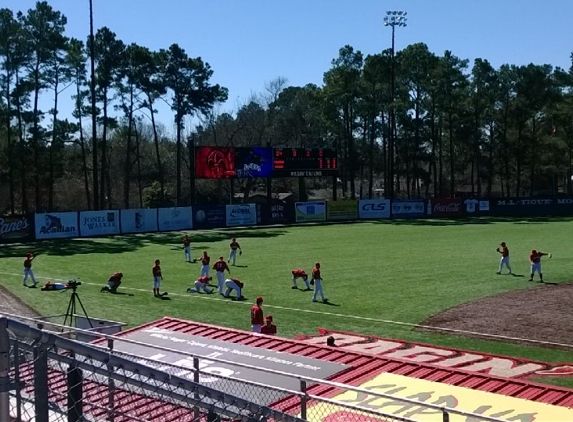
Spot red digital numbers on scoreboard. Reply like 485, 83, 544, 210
272, 148, 338, 176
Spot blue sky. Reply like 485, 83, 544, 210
5, 0, 573, 130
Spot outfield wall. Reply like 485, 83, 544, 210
4, 196, 573, 242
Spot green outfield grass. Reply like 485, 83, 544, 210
1, 217, 573, 387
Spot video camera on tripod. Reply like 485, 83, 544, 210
67, 279, 82, 289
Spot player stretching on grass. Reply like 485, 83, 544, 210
311, 262, 327, 303
496, 242, 512, 275
291, 269, 311, 290
187, 276, 213, 294
529, 250, 551, 282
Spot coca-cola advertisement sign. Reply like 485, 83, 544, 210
428, 198, 463, 217
0, 214, 35, 243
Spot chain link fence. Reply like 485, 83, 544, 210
1, 315, 514, 422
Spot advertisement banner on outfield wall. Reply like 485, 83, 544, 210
121, 209, 159, 234
35, 212, 78, 239
226, 204, 257, 227
157, 207, 193, 231
489, 198, 573, 216
427, 198, 463, 217
79, 210, 120, 237
258, 203, 296, 224
0, 214, 35, 243
327, 200, 358, 221
390, 200, 425, 218
461, 198, 490, 214
295, 201, 326, 223
358, 199, 390, 219
193, 205, 226, 229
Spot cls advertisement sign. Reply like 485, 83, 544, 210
35, 212, 78, 239
121, 209, 159, 234
358, 200, 390, 219
226, 204, 257, 227
295, 201, 326, 223
0, 215, 35, 243
391, 200, 425, 218
327, 200, 357, 221
79, 211, 120, 237
157, 207, 193, 231
193, 205, 226, 229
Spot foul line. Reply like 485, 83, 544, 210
1, 271, 572, 350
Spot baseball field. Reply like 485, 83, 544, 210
1, 217, 573, 388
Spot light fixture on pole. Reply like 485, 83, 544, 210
383, 11, 407, 199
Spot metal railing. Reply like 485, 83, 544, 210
0, 313, 513, 422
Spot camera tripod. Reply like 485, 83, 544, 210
62, 283, 93, 329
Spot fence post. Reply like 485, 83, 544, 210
442, 408, 450, 422
34, 342, 49, 422
107, 338, 115, 422
194, 357, 200, 421
0, 318, 11, 422
300, 379, 307, 421
67, 355, 83, 422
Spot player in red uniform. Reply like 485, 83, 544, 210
212, 256, 231, 294
260, 315, 277, 335
22, 253, 38, 288
228, 238, 242, 266
224, 278, 244, 300
200, 251, 211, 277
152, 259, 163, 297
496, 242, 512, 275
291, 269, 311, 290
312, 262, 327, 303
250, 296, 264, 332
183, 234, 191, 262
101, 271, 124, 293
187, 276, 213, 294
529, 249, 551, 282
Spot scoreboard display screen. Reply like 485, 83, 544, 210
272, 148, 338, 177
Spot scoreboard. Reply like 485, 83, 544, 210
272, 148, 338, 177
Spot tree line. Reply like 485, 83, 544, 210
2, 2, 573, 213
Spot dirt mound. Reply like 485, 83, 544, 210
422, 281, 573, 348
0, 285, 39, 319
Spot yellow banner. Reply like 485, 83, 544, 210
327, 200, 358, 220
305, 372, 573, 421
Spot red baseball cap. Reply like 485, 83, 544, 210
26, 253, 33, 258
256, 296, 263, 303
266, 315, 273, 321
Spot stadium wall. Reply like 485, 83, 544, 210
3, 197, 573, 242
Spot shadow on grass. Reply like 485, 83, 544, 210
0, 229, 288, 258
370, 216, 573, 226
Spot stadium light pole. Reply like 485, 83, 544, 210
384, 11, 407, 199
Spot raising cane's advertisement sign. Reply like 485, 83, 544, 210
0, 215, 35, 243
427, 198, 463, 217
